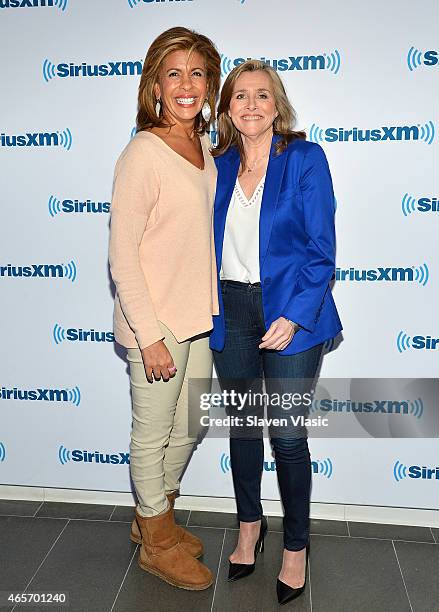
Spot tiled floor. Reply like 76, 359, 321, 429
1, 499, 438, 612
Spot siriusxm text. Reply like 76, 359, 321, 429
235, 55, 326, 71
336, 267, 414, 281
407, 465, 439, 479
61, 200, 110, 214
71, 450, 130, 465
64, 329, 114, 343
323, 126, 425, 142
411, 336, 439, 350
317, 400, 410, 414
0, 0, 54, 6
1, 264, 65, 278
52, 61, 141, 78
1, 387, 70, 401
1, 132, 60, 147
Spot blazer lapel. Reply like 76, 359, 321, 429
214, 149, 240, 270
259, 136, 288, 271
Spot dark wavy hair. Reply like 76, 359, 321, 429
136, 27, 221, 134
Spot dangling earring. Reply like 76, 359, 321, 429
201, 100, 212, 122
155, 98, 161, 117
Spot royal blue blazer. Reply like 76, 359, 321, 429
209, 135, 342, 356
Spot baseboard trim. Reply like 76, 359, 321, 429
1, 485, 438, 528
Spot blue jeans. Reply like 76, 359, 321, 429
212, 280, 323, 550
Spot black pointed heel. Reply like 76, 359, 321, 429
276, 545, 309, 605
228, 516, 268, 582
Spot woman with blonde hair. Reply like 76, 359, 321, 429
210, 60, 342, 604
109, 27, 220, 590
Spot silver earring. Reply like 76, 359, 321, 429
201, 100, 212, 122
155, 99, 161, 117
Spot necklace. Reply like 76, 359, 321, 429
244, 154, 266, 173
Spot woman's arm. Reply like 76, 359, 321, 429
281, 143, 336, 333
108, 138, 164, 350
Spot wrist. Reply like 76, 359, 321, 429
284, 317, 300, 332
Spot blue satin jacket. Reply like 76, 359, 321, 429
209, 136, 342, 356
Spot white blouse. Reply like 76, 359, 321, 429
220, 174, 266, 283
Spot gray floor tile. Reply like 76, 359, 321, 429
35, 501, 113, 521
0, 516, 67, 592
112, 526, 224, 612
188, 511, 238, 529
309, 534, 411, 612
111, 505, 189, 526
15, 521, 136, 612
0, 500, 42, 517
212, 529, 311, 612
348, 521, 435, 543
394, 540, 439, 612
311, 519, 349, 536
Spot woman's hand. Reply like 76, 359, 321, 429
141, 340, 177, 382
259, 317, 299, 351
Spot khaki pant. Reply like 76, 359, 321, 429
127, 322, 212, 517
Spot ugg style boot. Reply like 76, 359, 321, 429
130, 492, 203, 558
135, 506, 213, 590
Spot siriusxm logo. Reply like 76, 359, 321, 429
311, 398, 423, 418
58, 445, 129, 465
402, 194, 439, 216
397, 331, 439, 352
407, 47, 439, 71
0, 386, 81, 406
394, 460, 439, 482
1, 128, 72, 150
0, 442, 5, 462
0, 0, 67, 9
53, 323, 114, 344
48, 196, 110, 217
127, 0, 193, 7
0, 261, 77, 282
335, 264, 429, 285
220, 453, 333, 478
43, 59, 142, 82
309, 122, 435, 145
220, 49, 341, 77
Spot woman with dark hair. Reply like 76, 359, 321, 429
210, 60, 342, 604
109, 27, 220, 590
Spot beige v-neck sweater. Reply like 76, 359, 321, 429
109, 131, 219, 349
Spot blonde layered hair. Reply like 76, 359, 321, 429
136, 27, 221, 134
213, 60, 306, 167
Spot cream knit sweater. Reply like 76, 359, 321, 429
109, 131, 219, 349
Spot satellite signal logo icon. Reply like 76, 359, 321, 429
315, 458, 333, 478
0, 442, 5, 462
58, 128, 73, 150
407, 47, 423, 71
53, 323, 66, 344
67, 387, 81, 406
48, 195, 61, 217
396, 331, 412, 353
58, 445, 71, 465
393, 460, 407, 482
220, 453, 231, 473
62, 260, 77, 282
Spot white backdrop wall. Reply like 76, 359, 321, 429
0, 0, 438, 511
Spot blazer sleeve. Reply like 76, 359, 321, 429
108, 138, 164, 350
281, 143, 336, 333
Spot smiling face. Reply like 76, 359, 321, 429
154, 49, 207, 127
228, 69, 278, 140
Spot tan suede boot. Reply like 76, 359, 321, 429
135, 506, 213, 590
130, 492, 203, 558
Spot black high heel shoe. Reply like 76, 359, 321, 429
276, 545, 309, 605
228, 516, 268, 582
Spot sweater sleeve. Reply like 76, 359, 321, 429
108, 137, 164, 350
